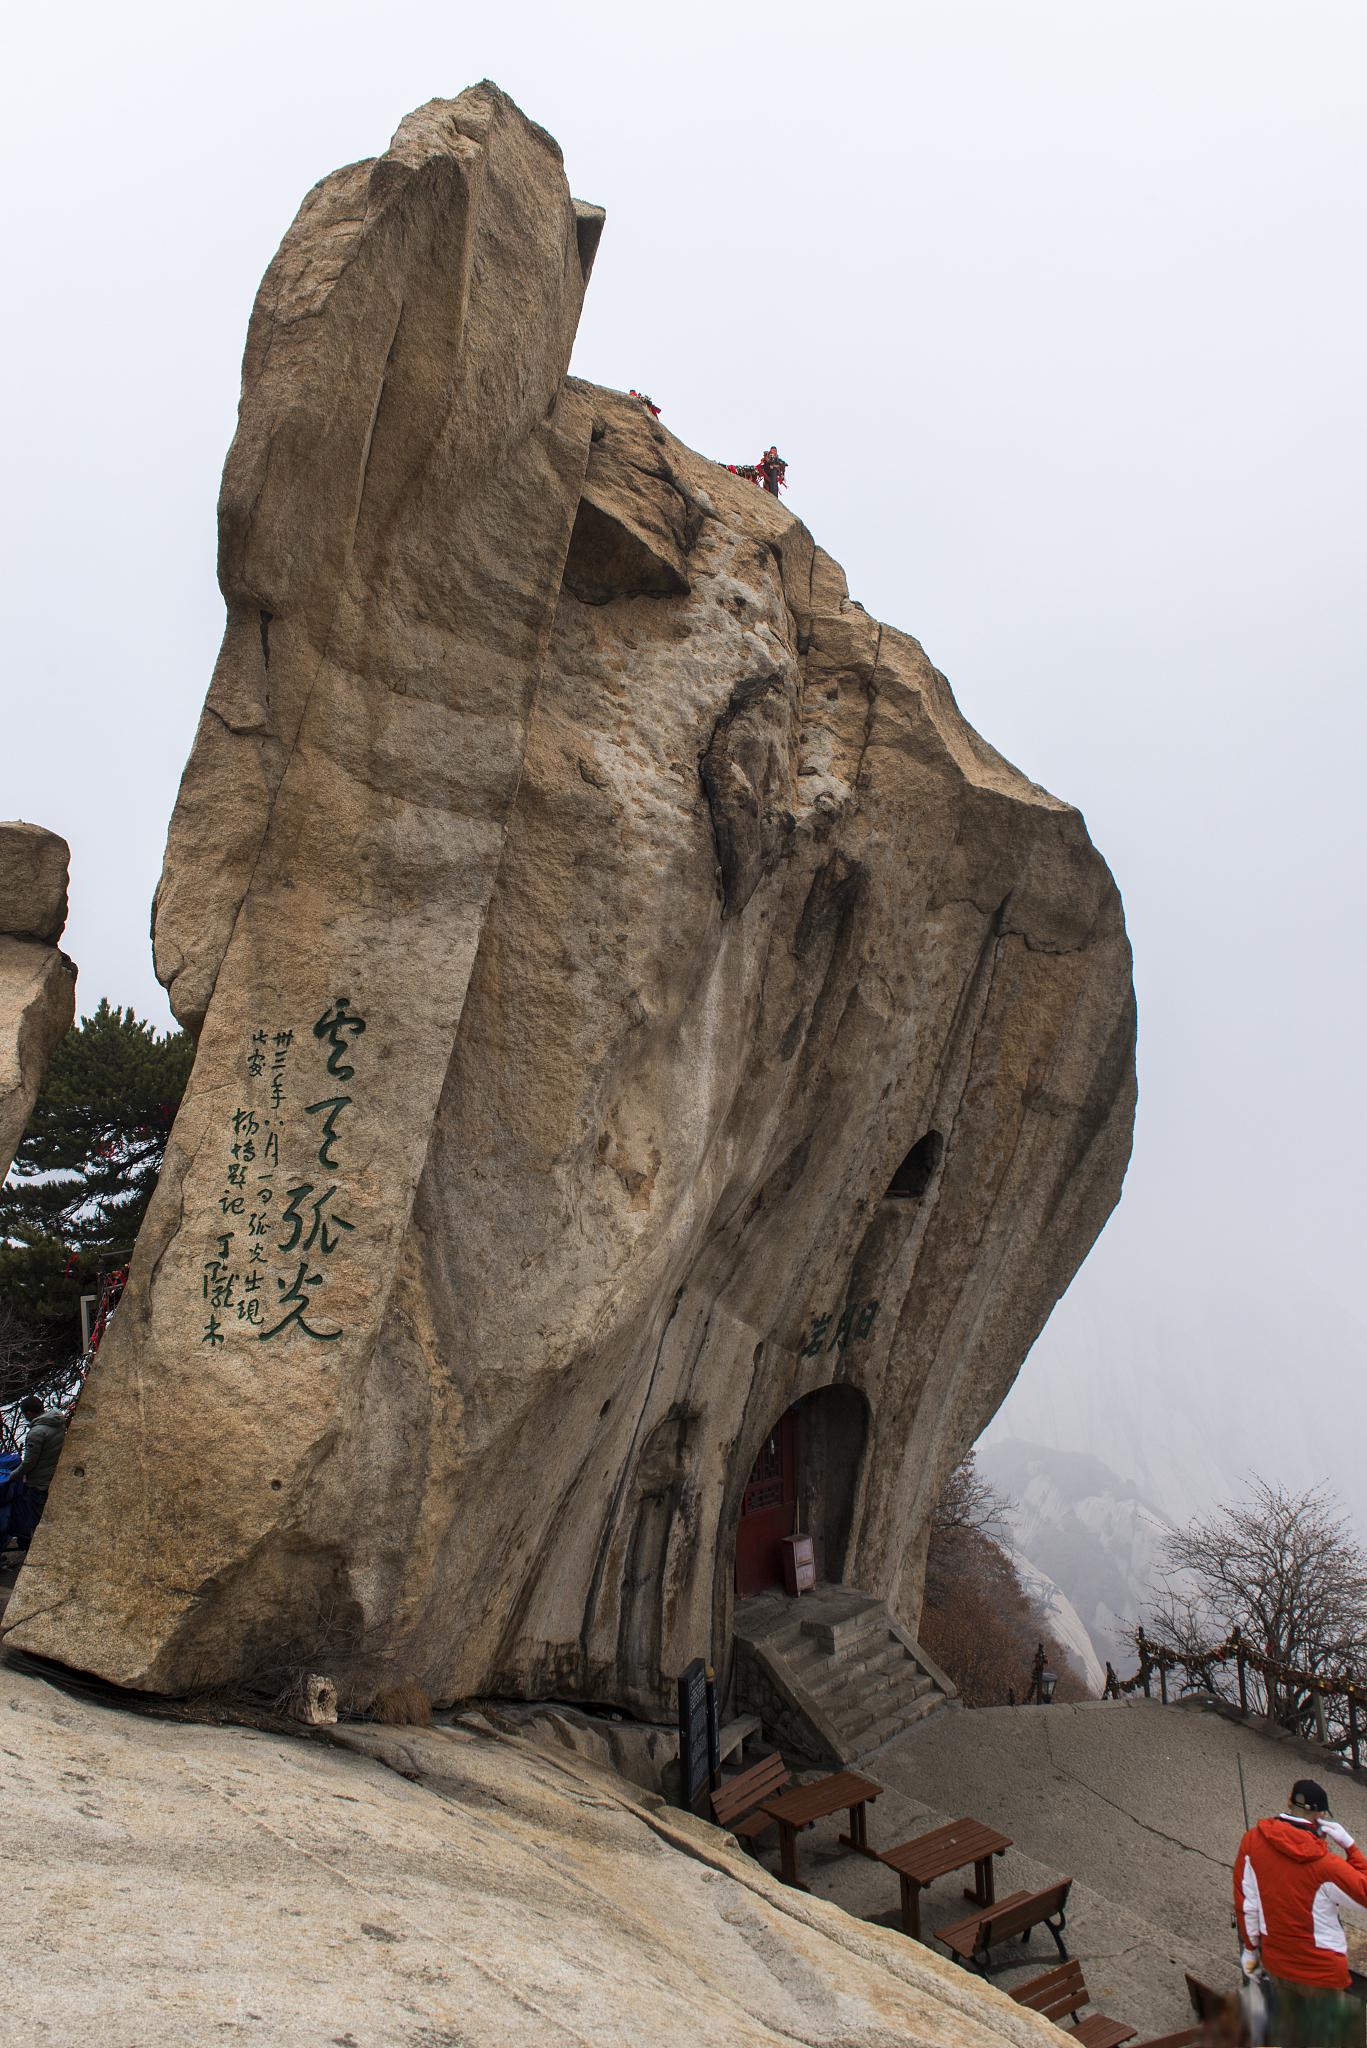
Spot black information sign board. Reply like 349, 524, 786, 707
677, 1657, 720, 1814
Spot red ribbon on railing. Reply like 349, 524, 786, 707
1106, 1627, 1364, 1705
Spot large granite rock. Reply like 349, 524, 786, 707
0, 823, 76, 1177
0, 1662, 1058, 2048
4, 84, 1136, 1708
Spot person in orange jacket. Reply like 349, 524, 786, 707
1235, 1778, 1367, 2047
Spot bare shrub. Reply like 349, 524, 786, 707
927, 1449, 1007, 1547
1147, 1476, 1367, 1736
921, 1453, 1088, 1707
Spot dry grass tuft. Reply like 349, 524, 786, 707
364, 1679, 433, 1726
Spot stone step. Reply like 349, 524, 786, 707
824, 1669, 935, 1734
804, 1639, 908, 1696
853, 1687, 947, 1753
834, 1675, 941, 1740
903, 1686, 946, 1724
823, 1671, 909, 1720
820, 1656, 928, 1707
734, 1589, 952, 1767
806, 1632, 889, 1671
862, 1670, 934, 1717
783, 1642, 834, 1682
802, 1653, 874, 1697
823, 1698, 871, 1736
800, 1627, 886, 1669
799, 1599, 886, 1657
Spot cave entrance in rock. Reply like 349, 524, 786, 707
733, 1385, 869, 1599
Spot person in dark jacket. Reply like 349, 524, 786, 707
1235, 1778, 1367, 2047
15, 1395, 68, 1542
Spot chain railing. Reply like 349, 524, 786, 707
1101, 1625, 1367, 1768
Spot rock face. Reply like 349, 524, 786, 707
4, 84, 1137, 1710
0, 1662, 1059, 2048
0, 823, 76, 1178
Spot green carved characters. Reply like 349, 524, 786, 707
201, 998, 366, 1349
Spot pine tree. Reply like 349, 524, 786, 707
0, 999, 194, 1360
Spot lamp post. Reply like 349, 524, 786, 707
1028, 1643, 1059, 1705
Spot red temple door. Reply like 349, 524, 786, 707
734, 1408, 798, 1598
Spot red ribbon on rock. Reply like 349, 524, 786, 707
726, 448, 788, 495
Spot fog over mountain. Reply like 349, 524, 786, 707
1006, 1543, 1108, 1694
983, 1441, 1169, 1675
981, 1202, 1367, 1673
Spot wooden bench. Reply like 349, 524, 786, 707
937, 1878, 1072, 1973
1137, 2032, 1207, 2048
1010, 1960, 1137, 2048
1184, 1973, 1234, 2026
710, 1751, 790, 1844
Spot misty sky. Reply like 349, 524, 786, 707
6, 3, 1365, 1508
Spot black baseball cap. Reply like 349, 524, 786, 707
1291, 1779, 1331, 1813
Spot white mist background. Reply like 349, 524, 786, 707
6, 2, 1365, 1640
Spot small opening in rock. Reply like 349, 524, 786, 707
270, 1479, 282, 1491
599, 1398, 612, 1418
885, 1129, 943, 1200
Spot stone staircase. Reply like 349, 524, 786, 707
733, 1584, 957, 1767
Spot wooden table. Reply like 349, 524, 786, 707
759, 1770, 883, 1890
879, 1816, 1013, 1940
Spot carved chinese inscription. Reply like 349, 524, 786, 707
200, 999, 367, 1351
797, 1297, 881, 1358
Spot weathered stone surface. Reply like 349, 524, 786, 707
0, 1662, 1059, 2048
0, 825, 76, 1178
150, 86, 601, 1038
562, 418, 698, 602
479, 1698, 681, 1795
0, 821, 70, 944
5, 86, 1136, 1711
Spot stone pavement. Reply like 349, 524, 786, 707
743, 1696, 1367, 2040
